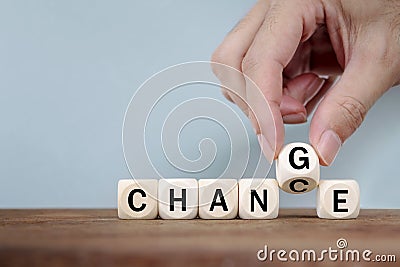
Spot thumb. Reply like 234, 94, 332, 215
309, 56, 394, 166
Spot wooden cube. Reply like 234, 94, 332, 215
118, 179, 158, 219
199, 179, 238, 219
239, 178, 279, 219
276, 142, 320, 194
317, 179, 360, 219
158, 178, 198, 219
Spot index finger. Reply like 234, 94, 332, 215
242, 0, 324, 159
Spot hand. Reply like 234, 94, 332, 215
212, 0, 400, 165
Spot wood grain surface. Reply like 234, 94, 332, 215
0, 209, 399, 267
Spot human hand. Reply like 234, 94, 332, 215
212, 0, 400, 165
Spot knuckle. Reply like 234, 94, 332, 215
211, 47, 226, 64
211, 47, 229, 77
211, 45, 239, 77
241, 54, 259, 75
335, 96, 367, 133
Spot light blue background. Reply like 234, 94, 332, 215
1, 0, 399, 208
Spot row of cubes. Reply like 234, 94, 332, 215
118, 178, 360, 220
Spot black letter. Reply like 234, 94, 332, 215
289, 147, 309, 169
251, 190, 268, 212
333, 189, 348, 212
128, 189, 146, 212
170, 189, 186, 211
210, 189, 228, 211
289, 179, 309, 193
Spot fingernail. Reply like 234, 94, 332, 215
305, 78, 326, 102
282, 112, 307, 124
317, 130, 342, 165
257, 134, 274, 164
309, 77, 325, 91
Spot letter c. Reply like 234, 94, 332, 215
289, 179, 309, 193
128, 189, 147, 212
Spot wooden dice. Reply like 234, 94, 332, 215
118, 143, 360, 220
276, 142, 319, 194
317, 180, 360, 219
238, 179, 279, 219
199, 179, 238, 219
118, 179, 158, 219
158, 178, 198, 219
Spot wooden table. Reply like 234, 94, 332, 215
0, 209, 399, 267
